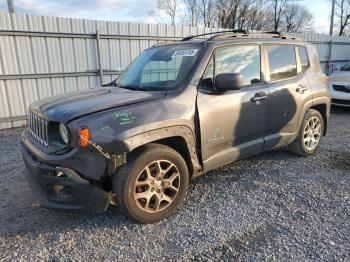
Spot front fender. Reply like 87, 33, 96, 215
67, 86, 201, 175
122, 125, 202, 175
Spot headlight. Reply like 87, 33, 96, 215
59, 123, 69, 144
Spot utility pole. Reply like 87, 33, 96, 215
7, 0, 15, 13
330, 0, 335, 35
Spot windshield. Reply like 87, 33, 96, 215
340, 62, 350, 71
116, 44, 202, 91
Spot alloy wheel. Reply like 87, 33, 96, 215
133, 160, 180, 213
303, 116, 322, 151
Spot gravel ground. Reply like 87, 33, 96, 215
0, 107, 349, 261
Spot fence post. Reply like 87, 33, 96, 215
328, 40, 333, 75
96, 30, 103, 85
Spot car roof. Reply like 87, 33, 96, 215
154, 31, 306, 48
154, 37, 306, 48
212, 37, 306, 46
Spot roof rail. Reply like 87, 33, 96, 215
182, 29, 303, 42
207, 30, 303, 42
207, 30, 249, 41
181, 29, 248, 41
263, 31, 282, 36
260, 31, 301, 41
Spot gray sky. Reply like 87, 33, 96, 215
0, 0, 331, 33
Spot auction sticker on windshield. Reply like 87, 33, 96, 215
172, 49, 199, 57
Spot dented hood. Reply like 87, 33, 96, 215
30, 87, 167, 123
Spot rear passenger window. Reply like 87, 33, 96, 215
298, 46, 309, 71
267, 45, 297, 81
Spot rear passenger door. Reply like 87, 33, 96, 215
264, 44, 313, 149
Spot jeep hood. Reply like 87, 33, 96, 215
30, 87, 167, 123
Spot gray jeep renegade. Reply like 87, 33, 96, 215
21, 30, 330, 223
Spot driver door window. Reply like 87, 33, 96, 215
201, 45, 261, 89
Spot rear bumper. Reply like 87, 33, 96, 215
21, 144, 109, 213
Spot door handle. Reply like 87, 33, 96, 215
250, 92, 268, 102
296, 85, 309, 93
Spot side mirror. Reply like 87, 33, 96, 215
215, 73, 243, 91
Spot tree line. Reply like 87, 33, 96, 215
156, 0, 313, 33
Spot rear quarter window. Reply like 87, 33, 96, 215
298, 46, 309, 71
267, 45, 297, 81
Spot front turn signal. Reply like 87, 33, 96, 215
79, 128, 90, 147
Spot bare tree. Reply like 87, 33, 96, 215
184, 0, 199, 26
199, 0, 216, 27
270, 0, 288, 31
158, 0, 179, 25
216, 0, 232, 27
154, 0, 313, 33
228, 0, 242, 29
216, 0, 260, 29
245, 2, 274, 30
237, 0, 256, 29
334, 0, 350, 35
268, 0, 302, 31
283, 4, 312, 32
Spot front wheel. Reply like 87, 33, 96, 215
289, 109, 324, 156
113, 144, 189, 223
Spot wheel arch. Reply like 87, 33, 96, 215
289, 97, 329, 144
123, 126, 202, 177
309, 103, 328, 135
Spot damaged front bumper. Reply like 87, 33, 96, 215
21, 142, 110, 214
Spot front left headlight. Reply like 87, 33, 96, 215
59, 123, 69, 144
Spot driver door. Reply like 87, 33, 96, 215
197, 44, 268, 172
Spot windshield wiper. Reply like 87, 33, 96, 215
118, 85, 147, 91
103, 81, 118, 87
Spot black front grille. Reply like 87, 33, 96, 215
333, 84, 350, 93
332, 98, 350, 105
28, 111, 49, 146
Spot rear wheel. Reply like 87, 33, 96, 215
113, 144, 189, 223
289, 109, 324, 156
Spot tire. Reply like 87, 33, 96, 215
289, 109, 324, 157
113, 143, 189, 223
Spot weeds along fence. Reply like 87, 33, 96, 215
1, 12, 350, 129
